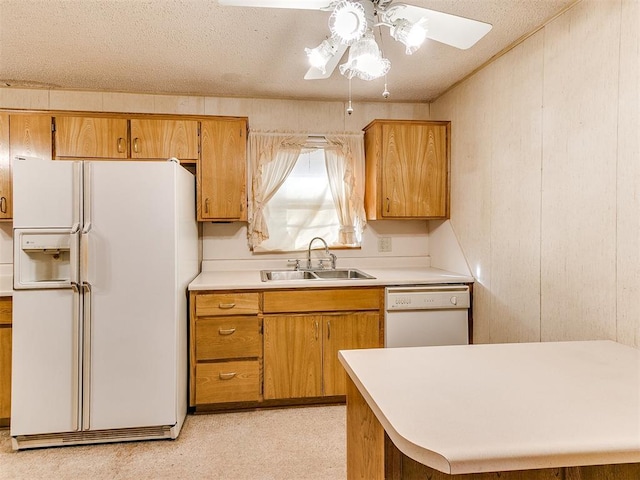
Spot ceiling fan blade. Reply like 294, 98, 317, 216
388, 5, 492, 50
304, 43, 349, 80
218, 0, 331, 9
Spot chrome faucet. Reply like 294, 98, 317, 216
307, 237, 337, 270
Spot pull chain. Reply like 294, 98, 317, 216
346, 77, 354, 115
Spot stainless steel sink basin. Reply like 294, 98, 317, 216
311, 269, 375, 280
261, 270, 317, 281
260, 268, 375, 282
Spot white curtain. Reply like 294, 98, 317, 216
248, 132, 307, 247
324, 133, 367, 245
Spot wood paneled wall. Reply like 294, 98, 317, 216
431, 0, 640, 347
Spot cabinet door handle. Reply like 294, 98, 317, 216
218, 328, 236, 335
218, 303, 236, 309
386, 197, 390, 213
0, 196, 6, 214
133, 137, 139, 153
327, 320, 331, 340
205, 198, 210, 214
314, 320, 319, 340
219, 372, 237, 380
117, 137, 125, 153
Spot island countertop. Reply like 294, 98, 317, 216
339, 340, 640, 475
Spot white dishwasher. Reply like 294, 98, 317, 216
385, 285, 470, 347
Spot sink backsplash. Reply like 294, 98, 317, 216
202, 220, 429, 262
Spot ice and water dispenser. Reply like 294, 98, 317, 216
14, 229, 74, 289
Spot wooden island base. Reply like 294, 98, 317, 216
346, 378, 640, 480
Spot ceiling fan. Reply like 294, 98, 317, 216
218, 0, 492, 83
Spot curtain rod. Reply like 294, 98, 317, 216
249, 130, 363, 138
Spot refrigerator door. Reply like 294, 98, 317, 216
11, 288, 82, 436
82, 161, 179, 430
12, 157, 81, 229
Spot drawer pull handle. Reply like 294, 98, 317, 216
218, 328, 236, 335
218, 303, 236, 309
219, 372, 237, 380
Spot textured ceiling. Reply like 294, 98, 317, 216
0, 0, 577, 103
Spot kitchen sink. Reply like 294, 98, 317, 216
260, 268, 375, 282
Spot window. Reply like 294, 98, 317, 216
248, 132, 366, 253
257, 149, 345, 252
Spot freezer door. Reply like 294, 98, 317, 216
12, 157, 81, 229
11, 289, 82, 436
82, 161, 179, 430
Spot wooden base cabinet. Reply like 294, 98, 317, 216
263, 288, 383, 401
189, 292, 262, 407
0, 297, 12, 425
263, 315, 323, 399
189, 287, 383, 410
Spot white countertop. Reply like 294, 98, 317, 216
339, 341, 640, 475
188, 258, 473, 291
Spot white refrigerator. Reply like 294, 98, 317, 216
11, 157, 198, 450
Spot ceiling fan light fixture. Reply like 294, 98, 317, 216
391, 18, 427, 55
329, 0, 368, 45
339, 31, 390, 81
305, 37, 339, 73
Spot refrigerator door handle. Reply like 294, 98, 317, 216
82, 162, 92, 233
71, 282, 82, 432
82, 281, 92, 431
70, 230, 81, 287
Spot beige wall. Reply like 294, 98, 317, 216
431, 0, 639, 347
0, 89, 432, 265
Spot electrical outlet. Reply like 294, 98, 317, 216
378, 237, 392, 253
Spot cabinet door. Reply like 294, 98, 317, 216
381, 123, 448, 218
323, 313, 381, 396
55, 116, 128, 158
0, 327, 10, 421
7, 115, 52, 220
0, 114, 9, 220
0, 297, 12, 421
130, 119, 198, 160
263, 315, 322, 399
199, 118, 247, 221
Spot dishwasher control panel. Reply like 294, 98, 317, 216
386, 285, 470, 310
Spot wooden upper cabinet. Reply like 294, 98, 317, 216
198, 118, 247, 222
0, 114, 9, 220
130, 119, 198, 160
364, 120, 449, 219
55, 116, 128, 158
3, 115, 52, 220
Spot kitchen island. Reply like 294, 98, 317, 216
339, 341, 640, 479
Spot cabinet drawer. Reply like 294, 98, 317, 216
195, 360, 261, 404
0, 297, 11, 326
195, 316, 262, 361
263, 288, 381, 313
195, 293, 259, 316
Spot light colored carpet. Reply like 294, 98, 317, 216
0, 405, 346, 480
